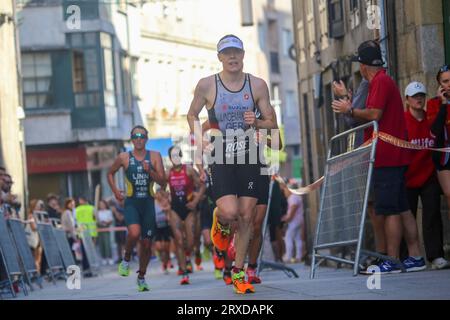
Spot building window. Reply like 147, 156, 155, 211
328, 0, 345, 39
285, 90, 296, 118
63, 0, 99, 20
130, 57, 140, 98
69, 32, 101, 108
270, 52, 280, 74
101, 33, 116, 108
349, 0, 360, 29
121, 54, 132, 109
282, 29, 292, 57
22, 52, 53, 109
258, 23, 266, 51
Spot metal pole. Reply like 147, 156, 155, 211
353, 121, 378, 276
256, 179, 274, 276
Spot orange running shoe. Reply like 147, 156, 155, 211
223, 271, 233, 286
210, 208, 231, 252
180, 275, 190, 285
232, 270, 255, 294
246, 267, 261, 284
213, 250, 225, 270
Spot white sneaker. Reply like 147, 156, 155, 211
431, 257, 450, 270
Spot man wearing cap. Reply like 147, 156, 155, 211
332, 40, 425, 273
187, 34, 277, 294
403, 82, 450, 270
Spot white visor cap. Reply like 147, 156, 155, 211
217, 36, 244, 53
405, 81, 427, 97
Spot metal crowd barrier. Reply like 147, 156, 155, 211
310, 121, 401, 278
7, 218, 42, 291
33, 211, 65, 284
80, 227, 102, 276
0, 210, 28, 298
50, 219, 76, 271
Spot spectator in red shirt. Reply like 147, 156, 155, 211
403, 82, 449, 270
427, 65, 450, 218
332, 40, 425, 273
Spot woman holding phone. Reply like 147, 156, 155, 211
427, 64, 450, 218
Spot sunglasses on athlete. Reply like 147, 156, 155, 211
131, 133, 147, 140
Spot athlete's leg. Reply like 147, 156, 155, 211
137, 238, 152, 278
124, 224, 141, 261
184, 211, 196, 264
193, 211, 203, 269
248, 205, 267, 265
234, 197, 258, 270
215, 195, 239, 224
168, 210, 187, 273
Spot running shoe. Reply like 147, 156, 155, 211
432, 257, 450, 270
118, 260, 130, 277
137, 277, 150, 292
378, 260, 402, 274
211, 208, 231, 252
196, 264, 204, 271
403, 256, 427, 272
180, 275, 190, 285
195, 255, 203, 271
246, 267, 261, 284
186, 261, 193, 273
202, 248, 212, 261
214, 269, 223, 280
359, 257, 384, 275
232, 270, 255, 294
223, 271, 233, 285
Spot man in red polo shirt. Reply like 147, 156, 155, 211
332, 40, 425, 273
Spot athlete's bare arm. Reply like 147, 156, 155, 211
187, 166, 206, 206
250, 76, 277, 130
108, 152, 128, 201
148, 151, 167, 189
187, 76, 214, 174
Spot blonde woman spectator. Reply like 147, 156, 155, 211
62, 198, 78, 260
27, 199, 45, 274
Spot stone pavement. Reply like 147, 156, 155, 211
11, 259, 450, 300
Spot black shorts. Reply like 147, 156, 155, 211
372, 166, 410, 216
209, 163, 260, 201
154, 226, 172, 242
171, 200, 191, 221
257, 172, 270, 206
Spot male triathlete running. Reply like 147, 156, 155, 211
167, 146, 205, 285
108, 126, 166, 292
187, 34, 277, 294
